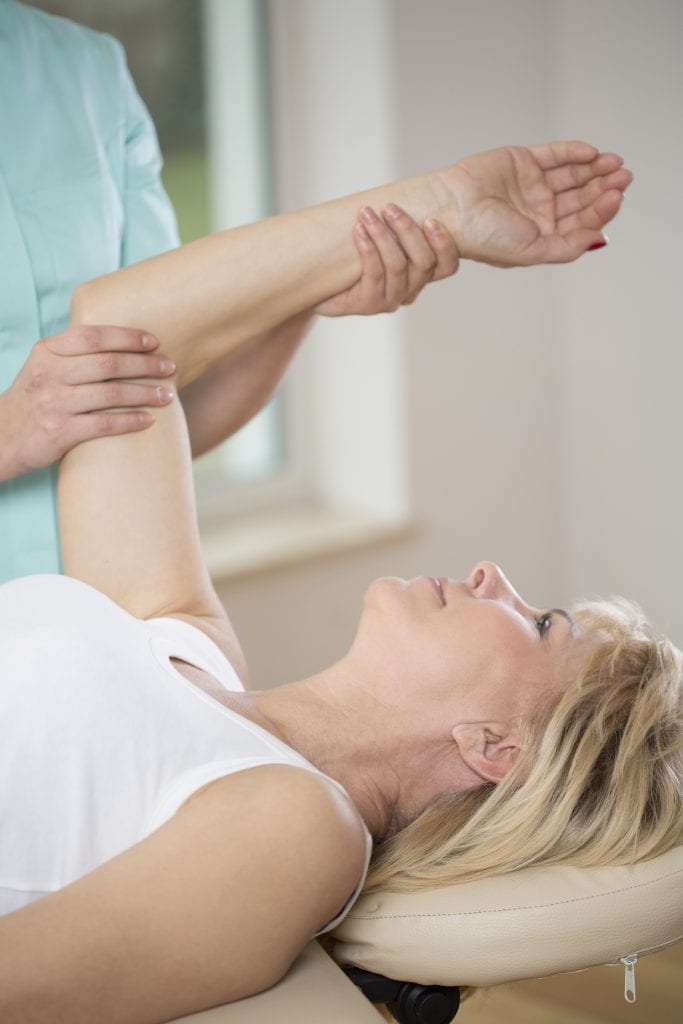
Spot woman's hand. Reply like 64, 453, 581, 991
0, 326, 176, 481
434, 140, 633, 267
315, 204, 458, 316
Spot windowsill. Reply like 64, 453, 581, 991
200, 502, 414, 581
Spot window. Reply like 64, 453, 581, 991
193, 0, 284, 498
197, 0, 412, 575
34, 0, 284, 499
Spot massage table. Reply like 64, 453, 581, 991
171, 843, 683, 1023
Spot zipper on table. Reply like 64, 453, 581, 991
618, 954, 637, 1003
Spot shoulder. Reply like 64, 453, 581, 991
7, 2, 127, 132
185, 762, 367, 880
180, 764, 368, 959
8, 1, 123, 67
169, 761, 368, 991
0, 763, 370, 1014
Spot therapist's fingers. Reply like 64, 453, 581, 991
46, 325, 159, 357
357, 206, 410, 308
421, 218, 461, 281
67, 380, 176, 414
381, 204, 438, 302
63, 351, 177, 386
380, 205, 460, 301
348, 220, 408, 312
64, 410, 159, 449
4, 326, 177, 473
316, 206, 457, 317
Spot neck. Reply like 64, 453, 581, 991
247, 663, 400, 841
240, 658, 475, 842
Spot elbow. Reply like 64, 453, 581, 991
70, 273, 129, 329
70, 280, 98, 328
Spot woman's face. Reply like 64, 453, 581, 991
353, 561, 587, 729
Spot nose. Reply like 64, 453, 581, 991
466, 561, 526, 609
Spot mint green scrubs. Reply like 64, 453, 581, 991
0, 0, 179, 582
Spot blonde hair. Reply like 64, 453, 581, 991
364, 597, 683, 895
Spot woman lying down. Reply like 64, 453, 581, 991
1, 141, 680, 1024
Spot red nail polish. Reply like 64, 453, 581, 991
587, 240, 607, 251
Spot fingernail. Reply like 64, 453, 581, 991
587, 240, 608, 252
159, 359, 176, 373
425, 218, 443, 238
360, 206, 378, 225
384, 203, 402, 220
141, 334, 156, 348
354, 222, 371, 245
156, 387, 175, 402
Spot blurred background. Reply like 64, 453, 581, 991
29, 1, 683, 1019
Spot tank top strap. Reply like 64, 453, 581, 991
145, 616, 241, 692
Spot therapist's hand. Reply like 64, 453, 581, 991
316, 204, 459, 316
0, 326, 176, 481
182, 207, 458, 458
434, 140, 633, 267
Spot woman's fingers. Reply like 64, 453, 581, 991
545, 152, 620, 193
558, 189, 625, 236
528, 139, 600, 172
554, 167, 633, 222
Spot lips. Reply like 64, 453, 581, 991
429, 577, 447, 606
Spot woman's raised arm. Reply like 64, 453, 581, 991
58, 211, 454, 634
60, 140, 631, 630
71, 141, 631, 388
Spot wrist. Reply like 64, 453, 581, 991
424, 164, 469, 260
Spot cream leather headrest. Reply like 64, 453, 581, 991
332, 844, 683, 988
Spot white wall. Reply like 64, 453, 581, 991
216, 0, 683, 689
552, 0, 683, 641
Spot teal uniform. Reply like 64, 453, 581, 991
0, 0, 179, 581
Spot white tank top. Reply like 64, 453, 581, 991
0, 574, 372, 933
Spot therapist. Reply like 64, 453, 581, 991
0, 0, 456, 582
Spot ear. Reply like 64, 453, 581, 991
451, 722, 520, 784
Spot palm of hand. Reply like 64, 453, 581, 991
442, 142, 629, 267
451, 148, 558, 266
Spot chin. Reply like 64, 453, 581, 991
363, 576, 407, 604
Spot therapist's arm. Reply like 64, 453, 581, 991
72, 141, 631, 390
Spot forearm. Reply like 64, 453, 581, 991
71, 171, 446, 388
181, 313, 315, 458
